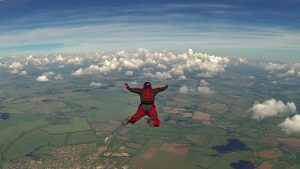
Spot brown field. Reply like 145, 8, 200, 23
35, 105, 54, 114
286, 165, 297, 169
163, 107, 193, 119
163, 107, 192, 115
200, 102, 229, 113
160, 143, 189, 156
91, 122, 119, 132
142, 148, 159, 160
276, 138, 300, 150
192, 112, 211, 121
127, 143, 143, 149
258, 162, 272, 169
258, 149, 283, 159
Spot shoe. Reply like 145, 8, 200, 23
146, 117, 155, 127
121, 118, 129, 126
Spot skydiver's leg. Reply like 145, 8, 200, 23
147, 106, 160, 127
126, 106, 146, 124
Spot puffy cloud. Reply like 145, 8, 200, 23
36, 71, 59, 81
1, 49, 230, 80
36, 75, 49, 82
263, 62, 287, 72
249, 99, 297, 120
286, 69, 295, 75
197, 86, 214, 95
90, 82, 102, 87
261, 62, 300, 78
125, 71, 133, 76
54, 74, 63, 80
238, 58, 247, 64
179, 85, 214, 95
188, 49, 194, 55
10, 69, 19, 74
179, 85, 189, 94
20, 70, 27, 76
144, 71, 172, 79
72, 68, 83, 76
130, 81, 138, 85
178, 75, 187, 80
67, 57, 83, 65
154, 72, 172, 79
9, 61, 23, 69
44, 71, 55, 77
279, 115, 300, 134
65, 49, 229, 78
56, 55, 65, 61
199, 80, 209, 86
271, 81, 278, 85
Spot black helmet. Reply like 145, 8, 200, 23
143, 82, 152, 88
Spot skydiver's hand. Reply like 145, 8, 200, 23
124, 83, 129, 88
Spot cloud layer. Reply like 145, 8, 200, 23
66, 49, 230, 79
249, 99, 296, 120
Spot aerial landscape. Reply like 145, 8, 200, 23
0, 0, 300, 169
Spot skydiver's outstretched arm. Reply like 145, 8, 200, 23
153, 84, 168, 94
124, 83, 141, 94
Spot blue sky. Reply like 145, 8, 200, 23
0, 0, 299, 57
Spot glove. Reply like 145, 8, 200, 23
124, 83, 129, 88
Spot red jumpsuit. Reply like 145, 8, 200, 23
125, 82, 168, 127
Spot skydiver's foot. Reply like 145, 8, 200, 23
146, 117, 155, 127
122, 118, 130, 126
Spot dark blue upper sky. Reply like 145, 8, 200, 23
0, 0, 299, 57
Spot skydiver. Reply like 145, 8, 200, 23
122, 82, 168, 127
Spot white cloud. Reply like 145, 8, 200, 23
144, 71, 172, 79
10, 69, 19, 74
279, 115, 300, 134
9, 61, 23, 69
125, 71, 133, 76
2, 49, 230, 80
20, 70, 27, 76
36, 75, 49, 82
249, 99, 297, 120
286, 69, 295, 75
178, 75, 187, 80
179, 85, 189, 94
72, 68, 83, 76
154, 72, 172, 79
188, 49, 194, 55
197, 86, 214, 95
263, 62, 287, 72
90, 82, 102, 87
199, 79, 209, 86
271, 81, 278, 85
56, 55, 65, 61
54, 74, 63, 80
44, 71, 55, 77
179, 85, 214, 95
238, 58, 247, 64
